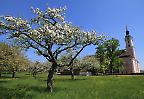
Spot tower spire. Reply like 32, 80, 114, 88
126, 25, 128, 31
126, 25, 129, 35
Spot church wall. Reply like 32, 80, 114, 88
132, 59, 140, 73
121, 57, 140, 74
121, 57, 133, 74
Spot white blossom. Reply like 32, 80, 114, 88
5, 16, 16, 22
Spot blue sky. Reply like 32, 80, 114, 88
0, 0, 144, 69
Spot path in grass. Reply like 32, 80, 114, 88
0, 72, 144, 99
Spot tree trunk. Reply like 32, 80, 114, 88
12, 68, 15, 78
70, 67, 74, 80
12, 71, 15, 78
32, 71, 36, 78
47, 62, 57, 92
0, 72, 1, 77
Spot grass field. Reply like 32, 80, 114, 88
0, 72, 144, 99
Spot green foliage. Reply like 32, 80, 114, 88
96, 38, 124, 74
1, 72, 144, 99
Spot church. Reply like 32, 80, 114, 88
119, 28, 140, 74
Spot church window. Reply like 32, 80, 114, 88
128, 45, 130, 47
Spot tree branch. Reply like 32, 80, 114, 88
4, 24, 57, 63
25, 40, 51, 61
68, 43, 91, 66
54, 40, 78, 58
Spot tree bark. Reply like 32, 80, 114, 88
12, 68, 15, 78
47, 62, 57, 92
12, 71, 15, 78
70, 67, 74, 80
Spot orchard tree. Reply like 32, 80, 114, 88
0, 6, 104, 92
58, 48, 80, 80
0, 42, 29, 77
80, 55, 100, 75
0, 42, 18, 77
28, 61, 51, 77
29, 61, 42, 78
0, 42, 10, 77
17, 54, 30, 71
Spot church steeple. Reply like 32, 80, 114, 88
125, 27, 135, 58
122, 27, 141, 73
119, 27, 140, 73
126, 25, 130, 35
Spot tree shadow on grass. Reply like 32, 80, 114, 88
0, 86, 27, 99
0, 80, 8, 84
53, 78, 87, 93
16, 84, 47, 93
54, 78, 87, 82
0, 76, 20, 79
40, 77, 87, 84
0, 84, 47, 99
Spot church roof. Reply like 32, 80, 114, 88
119, 49, 131, 58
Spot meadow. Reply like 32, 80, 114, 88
0, 72, 144, 99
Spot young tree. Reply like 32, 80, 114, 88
0, 42, 17, 77
0, 6, 104, 92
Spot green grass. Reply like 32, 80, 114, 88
1, 72, 144, 99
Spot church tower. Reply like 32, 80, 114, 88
119, 27, 140, 73
125, 27, 136, 58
